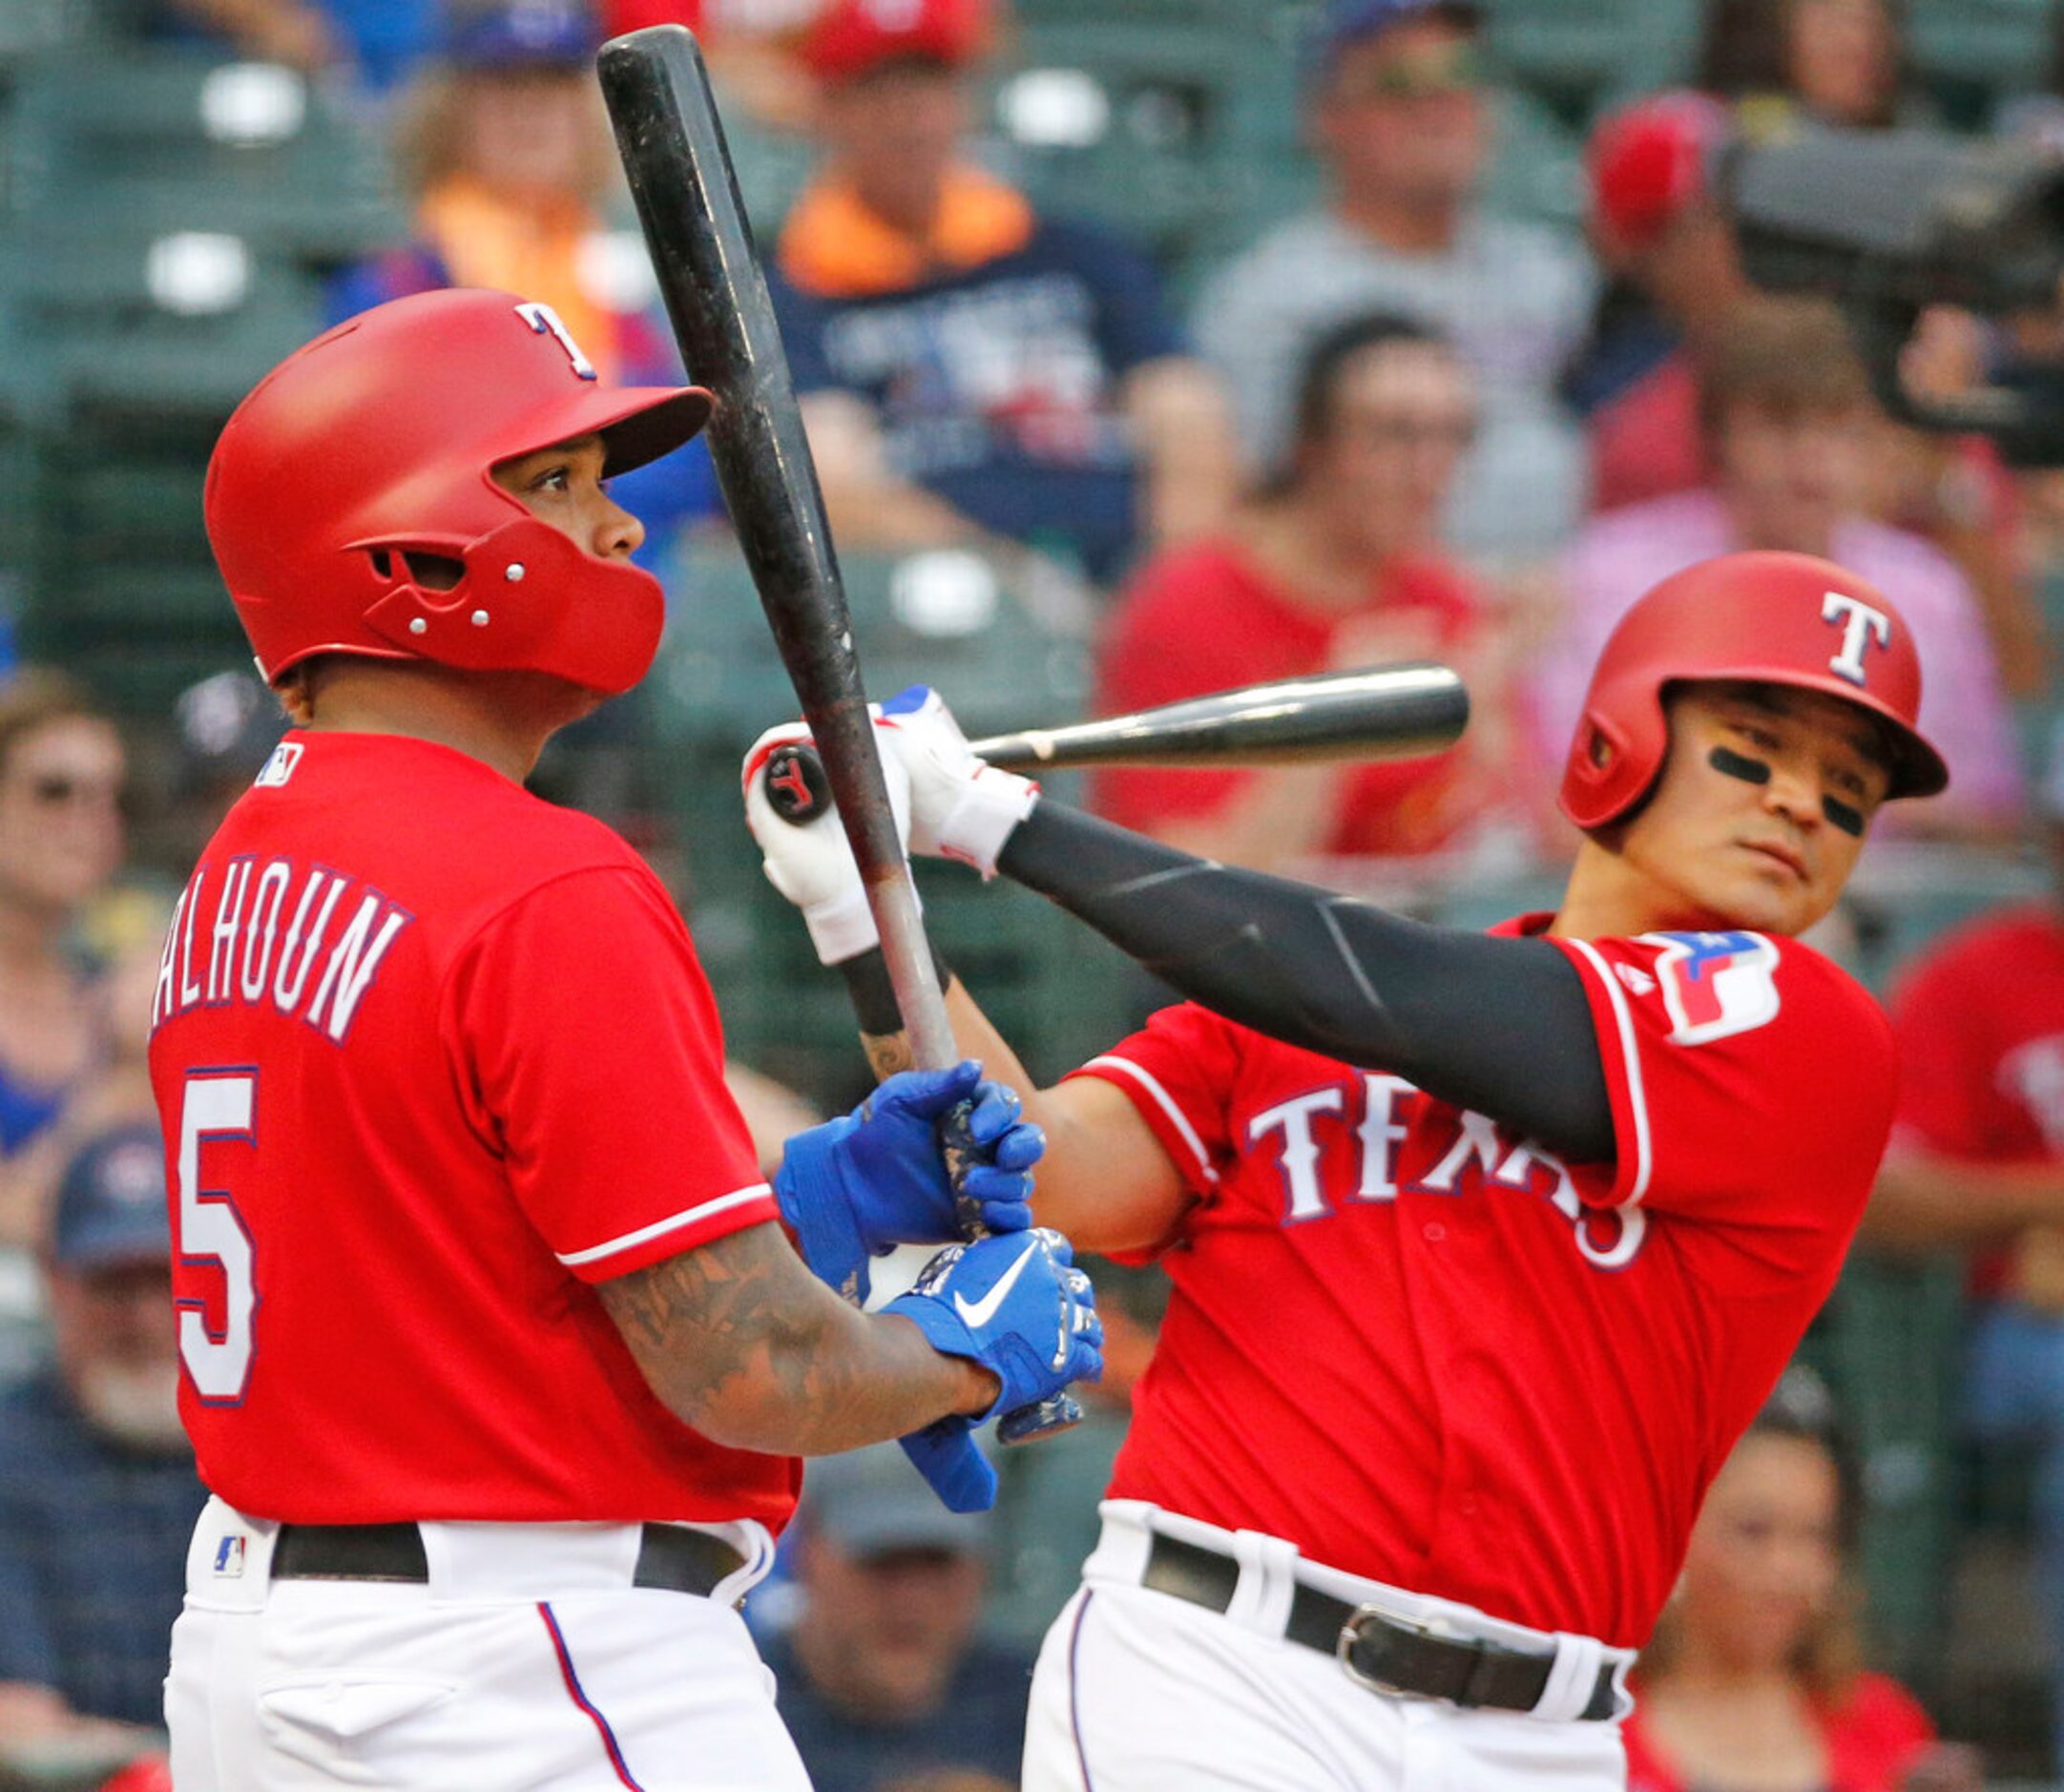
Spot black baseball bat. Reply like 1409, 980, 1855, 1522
597, 24, 1076, 1448
759, 665, 1469, 826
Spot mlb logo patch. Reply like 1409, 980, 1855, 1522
213, 1534, 246, 1578
255, 742, 302, 788
1645, 931, 1781, 1045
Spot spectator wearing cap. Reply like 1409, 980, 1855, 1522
0, 1122, 205, 1778
1864, 724, 2064, 1772
766, 0, 1237, 587
1532, 298, 2025, 842
1564, 91, 1747, 517
1191, 0, 1595, 569
329, 0, 722, 553
761, 1443, 1032, 1792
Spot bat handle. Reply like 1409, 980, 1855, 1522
939, 1100, 1084, 1448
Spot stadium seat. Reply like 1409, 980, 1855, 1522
1906, 0, 2054, 98
991, 14, 1299, 270
0, 224, 328, 427
4, 50, 399, 262
1475, 0, 1703, 119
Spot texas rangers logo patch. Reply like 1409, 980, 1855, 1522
1644, 931, 1781, 1045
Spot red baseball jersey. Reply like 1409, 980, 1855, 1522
1069, 917, 1894, 1646
1890, 903, 2064, 1298
146, 732, 795, 1529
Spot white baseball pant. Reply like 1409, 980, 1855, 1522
1022, 1502, 1632, 1792
166, 1497, 812, 1791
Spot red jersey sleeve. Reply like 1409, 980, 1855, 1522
1062, 1002, 1245, 1202
445, 865, 776, 1282
1551, 930, 1896, 1259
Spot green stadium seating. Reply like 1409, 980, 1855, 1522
992, 13, 1299, 271
1906, 0, 2055, 98
0, 224, 328, 428
4, 50, 400, 262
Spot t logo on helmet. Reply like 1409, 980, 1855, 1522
1821, 591, 1891, 688
515, 302, 597, 382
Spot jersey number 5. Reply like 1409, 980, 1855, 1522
176, 1072, 259, 1403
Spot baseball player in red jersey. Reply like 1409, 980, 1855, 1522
746, 550, 1944, 1789
147, 287, 1101, 1791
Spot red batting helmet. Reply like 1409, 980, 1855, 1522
205, 288, 713, 696
1559, 551, 1949, 831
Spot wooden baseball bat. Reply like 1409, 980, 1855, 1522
597, 24, 1076, 1447
757, 665, 1469, 827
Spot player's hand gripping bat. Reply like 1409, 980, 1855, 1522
758, 664, 1470, 825
597, 24, 1075, 1448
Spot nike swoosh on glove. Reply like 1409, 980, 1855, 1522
888, 1228, 1102, 1424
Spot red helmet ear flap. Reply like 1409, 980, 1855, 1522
362, 519, 664, 696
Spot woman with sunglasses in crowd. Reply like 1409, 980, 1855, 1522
0, 671, 128, 1366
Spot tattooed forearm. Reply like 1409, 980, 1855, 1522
596, 1221, 997, 1453
862, 1029, 914, 1081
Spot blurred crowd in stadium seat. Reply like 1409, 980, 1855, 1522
17, 0, 2064, 1783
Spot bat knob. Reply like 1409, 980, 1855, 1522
762, 741, 830, 823
998, 1393, 1085, 1447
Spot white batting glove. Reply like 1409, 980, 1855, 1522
740, 722, 914, 965
875, 687, 1039, 880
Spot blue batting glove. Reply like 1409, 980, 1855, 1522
774, 1061, 1043, 1302
898, 1418, 997, 1514
887, 1229, 1103, 1425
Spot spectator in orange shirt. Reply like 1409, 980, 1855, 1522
768, 0, 1235, 587
1091, 313, 1515, 876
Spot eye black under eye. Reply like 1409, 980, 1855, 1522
1822, 795, 1866, 837
1709, 746, 1771, 785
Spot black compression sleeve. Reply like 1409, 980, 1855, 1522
997, 802, 1615, 1163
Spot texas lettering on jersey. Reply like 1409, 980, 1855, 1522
1240, 1073, 1646, 1268
151, 856, 411, 1045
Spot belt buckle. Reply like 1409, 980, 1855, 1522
1334, 1601, 1424, 1698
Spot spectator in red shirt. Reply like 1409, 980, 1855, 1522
1624, 1369, 1974, 1792
1092, 312, 1516, 876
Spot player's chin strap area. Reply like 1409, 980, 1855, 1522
996, 803, 1616, 1165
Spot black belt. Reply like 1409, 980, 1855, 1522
1140, 1535, 1620, 1721
272, 1522, 745, 1598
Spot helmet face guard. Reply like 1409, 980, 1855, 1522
206, 289, 712, 697
1558, 551, 1949, 832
